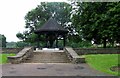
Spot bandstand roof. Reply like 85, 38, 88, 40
34, 18, 68, 34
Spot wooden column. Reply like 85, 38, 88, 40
45, 34, 48, 47
56, 34, 58, 48
63, 35, 66, 47
37, 35, 40, 48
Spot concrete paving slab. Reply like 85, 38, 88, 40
0, 64, 2, 78
2, 63, 113, 76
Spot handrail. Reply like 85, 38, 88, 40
7, 47, 33, 64
64, 47, 85, 63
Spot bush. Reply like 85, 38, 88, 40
67, 41, 92, 48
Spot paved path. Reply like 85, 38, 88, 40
1, 63, 112, 76
0, 64, 2, 78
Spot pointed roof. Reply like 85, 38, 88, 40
34, 18, 68, 34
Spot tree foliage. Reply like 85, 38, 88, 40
72, 2, 120, 48
16, 41, 29, 48
0, 34, 6, 48
16, 2, 120, 48
16, 2, 72, 44
6, 42, 16, 48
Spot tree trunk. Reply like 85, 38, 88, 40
111, 41, 114, 47
103, 38, 107, 48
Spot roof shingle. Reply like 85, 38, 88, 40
34, 18, 68, 34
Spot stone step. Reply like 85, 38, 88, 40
25, 52, 70, 63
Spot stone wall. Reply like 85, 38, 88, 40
73, 48, 120, 55
8, 47, 34, 64
64, 47, 85, 63
2, 48, 23, 54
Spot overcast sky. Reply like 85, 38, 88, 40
0, 0, 67, 42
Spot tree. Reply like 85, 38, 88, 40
72, 2, 120, 48
0, 34, 6, 48
17, 2, 72, 45
16, 32, 24, 40
16, 41, 29, 48
6, 42, 16, 48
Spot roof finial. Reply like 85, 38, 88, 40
52, 12, 55, 18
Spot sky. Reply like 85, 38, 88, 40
0, 0, 67, 42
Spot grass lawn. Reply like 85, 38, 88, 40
0, 54, 15, 64
84, 54, 119, 76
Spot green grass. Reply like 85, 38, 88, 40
0, 54, 15, 64
84, 54, 119, 76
